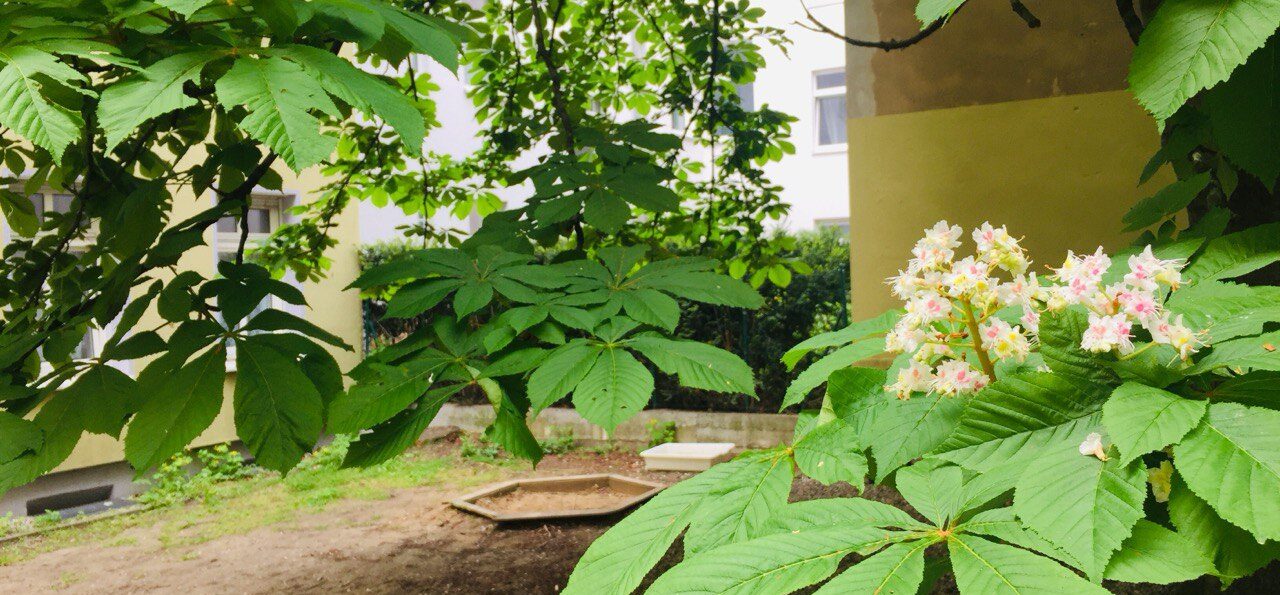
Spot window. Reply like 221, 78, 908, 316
214, 196, 281, 262
17, 187, 103, 361
734, 83, 755, 112
813, 68, 847, 148
215, 196, 283, 348
815, 217, 850, 237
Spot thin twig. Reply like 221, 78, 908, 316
795, 0, 947, 51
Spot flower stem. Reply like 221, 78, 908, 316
962, 300, 997, 379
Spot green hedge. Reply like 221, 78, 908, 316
359, 229, 851, 413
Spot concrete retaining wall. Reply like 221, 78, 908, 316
430, 404, 800, 448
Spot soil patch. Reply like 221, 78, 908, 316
476, 485, 638, 514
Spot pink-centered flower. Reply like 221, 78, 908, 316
932, 360, 989, 396
1081, 313, 1134, 354
887, 361, 934, 400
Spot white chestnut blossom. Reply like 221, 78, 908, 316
932, 360, 989, 395
880, 220, 1208, 400
1081, 313, 1135, 354
1078, 432, 1108, 461
888, 361, 935, 400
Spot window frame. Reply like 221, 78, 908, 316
812, 67, 848, 153
7, 182, 108, 366
213, 192, 289, 371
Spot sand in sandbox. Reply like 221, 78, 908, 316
475, 485, 635, 513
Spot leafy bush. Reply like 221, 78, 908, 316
653, 228, 850, 412
459, 434, 503, 463
646, 420, 678, 448
567, 221, 1280, 593
539, 426, 578, 455
136, 445, 252, 508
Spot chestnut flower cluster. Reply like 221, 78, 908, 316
884, 221, 1205, 399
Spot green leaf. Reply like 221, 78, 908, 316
1013, 445, 1149, 580
479, 378, 543, 463
628, 336, 755, 396
1104, 519, 1217, 584
948, 534, 1110, 595
571, 348, 653, 432
1191, 328, 1280, 373
274, 45, 425, 155
1175, 402, 1280, 542
342, 384, 463, 468
782, 310, 898, 369
1185, 222, 1280, 284
0, 46, 87, 159
648, 524, 895, 595
58, 365, 136, 438
684, 451, 794, 554
1128, 0, 1280, 121
782, 338, 885, 409
243, 308, 350, 349
328, 353, 449, 433
637, 271, 764, 309
1038, 309, 1119, 388
617, 288, 680, 330
367, 3, 460, 71
0, 412, 41, 462
527, 342, 602, 415
756, 498, 930, 536
1168, 476, 1280, 582
1121, 173, 1211, 232
792, 419, 867, 487
934, 372, 1107, 472
825, 367, 889, 444
0, 189, 38, 236
124, 347, 227, 471
384, 278, 463, 318
896, 461, 965, 527
915, 0, 966, 26
452, 282, 493, 319
583, 189, 630, 233
814, 539, 929, 595
1103, 382, 1207, 466
563, 461, 750, 595
233, 336, 323, 473
98, 51, 218, 151
1209, 371, 1280, 408
959, 507, 1082, 569
1204, 37, 1280, 185
214, 56, 339, 170
1166, 280, 1280, 342
871, 392, 967, 482
156, 0, 215, 16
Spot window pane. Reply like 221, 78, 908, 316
817, 95, 847, 145
248, 207, 271, 233
735, 83, 754, 111
217, 208, 273, 234
28, 194, 44, 221
815, 70, 845, 90
52, 194, 74, 214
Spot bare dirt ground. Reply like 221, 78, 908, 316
1, 438, 1276, 594
0, 444, 690, 595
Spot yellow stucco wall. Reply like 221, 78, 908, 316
845, 90, 1169, 319
52, 162, 362, 472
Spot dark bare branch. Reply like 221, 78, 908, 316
794, 0, 947, 51
1115, 0, 1144, 44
